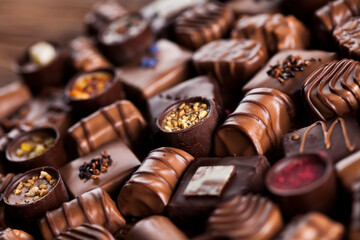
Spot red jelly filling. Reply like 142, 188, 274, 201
272, 157, 325, 190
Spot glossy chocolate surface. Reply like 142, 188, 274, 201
334, 17, 360, 60
227, 0, 282, 16
336, 150, 360, 191
350, 181, 360, 240
117, 147, 194, 217
54, 224, 115, 240
0, 228, 34, 240
167, 156, 270, 230
59, 140, 140, 197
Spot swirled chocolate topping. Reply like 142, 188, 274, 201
54, 224, 115, 240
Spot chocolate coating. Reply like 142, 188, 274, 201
227, 0, 282, 16
54, 224, 115, 240
206, 194, 283, 240
283, 0, 331, 20
117, 147, 194, 217
231, 13, 310, 54
350, 181, 360, 240
126, 216, 187, 240
0, 228, 34, 240
0, 173, 21, 229
336, 150, 360, 191
67, 100, 147, 157
302, 59, 360, 120
166, 156, 270, 230
38, 188, 125, 240
214, 88, 295, 157
174, 2, 234, 50
283, 116, 360, 164
193, 39, 268, 93
59, 140, 140, 197
276, 212, 344, 240
334, 17, 360, 60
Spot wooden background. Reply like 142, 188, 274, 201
0, 0, 151, 86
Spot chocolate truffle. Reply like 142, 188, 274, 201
206, 194, 283, 240
193, 39, 268, 94
118, 39, 192, 109
98, 14, 154, 65
276, 212, 344, 240
231, 13, 310, 54
0, 82, 31, 121
214, 88, 295, 157
117, 147, 194, 217
166, 155, 270, 230
350, 181, 360, 240
174, 2, 234, 50
38, 188, 125, 240
336, 150, 360, 191
68, 36, 112, 72
67, 100, 147, 157
283, 116, 360, 164
59, 140, 140, 197
0, 228, 34, 240
302, 59, 360, 120
54, 224, 115, 240
334, 17, 360, 60
226, 0, 282, 16
126, 216, 187, 240
84, 0, 128, 36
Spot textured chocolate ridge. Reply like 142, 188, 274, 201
214, 88, 295, 156
193, 39, 268, 92
69, 36, 112, 72
231, 13, 310, 54
276, 212, 344, 240
0, 228, 34, 240
174, 2, 234, 50
207, 194, 283, 240
334, 17, 360, 60
117, 147, 194, 217
302, 59, 360, 120
68, 100, 147, 156
54, 223, 114, 240
39, 188, 125, 240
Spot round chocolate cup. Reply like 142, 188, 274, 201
65, 68, 124, 114
265, 152, 337, 217
3, 166, 69, 223
156, 97, 219, 157
13, 41, 67, 94
5, 127, 67, 172
98, 14, 154, 65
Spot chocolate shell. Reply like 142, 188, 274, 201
205, 194, 283, 240
231, 13, 310, 54
38, 187, 125, 240
59, 140, 140, 197
126, 216, 187, 240
334, 17, 360, 60
214, 88, 295, 157
54, 224, 114, 240
302, 59, 360, 120
174, 2, 234, 50
67, 100, 147, 157
0, 228, 34, 240
117, 147, 194, 217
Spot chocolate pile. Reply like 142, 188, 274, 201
3, 0, 360, 239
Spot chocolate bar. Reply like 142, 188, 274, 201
174, 2, 234, 50
117, 147, 194, 217
334, 17, 360, 60
302, 59, 360, 120
0, 228, 34, 240
166, 155, 270, 230
54, 224, 115, 240
336, 151, 360, 191
214, 88, 295, 157
38, 188, 125, 240
59, 140, 140, 197
231, 13, 310, 54
67, 100, 147, 157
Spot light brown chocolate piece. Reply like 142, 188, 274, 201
334, 17, 360, 60
336, 150, 360, 191
117, 147, 194, 217
54, 224, 115, 240
38, 188, 125, 240
174, 2, 234, 50
0, 228, 34, 240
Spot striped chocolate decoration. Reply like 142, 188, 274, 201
117, 147, 194, 217
54, 224, 114, 240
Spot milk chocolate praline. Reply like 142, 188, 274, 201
13, 41, 67, 94
156, 97, 218, 157
3, 166, 69, 223
5, 127, 67, 172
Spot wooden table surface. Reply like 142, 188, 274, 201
0, 0, 150, 86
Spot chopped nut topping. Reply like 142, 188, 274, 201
162, 101, 210, 132
79, 151, 113, 181
15, 135, 55, 159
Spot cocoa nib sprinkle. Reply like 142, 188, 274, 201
79, 151, 112, 181
266, 55, 317, 83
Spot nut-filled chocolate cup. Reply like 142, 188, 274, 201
266, 152, 337, 217
13, 41, 67, 94
156, 97, 218, 157
6, 127, 67, 172
98, 14, 154, 65
3, 166, 69, 223
65, 68, 124, 114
